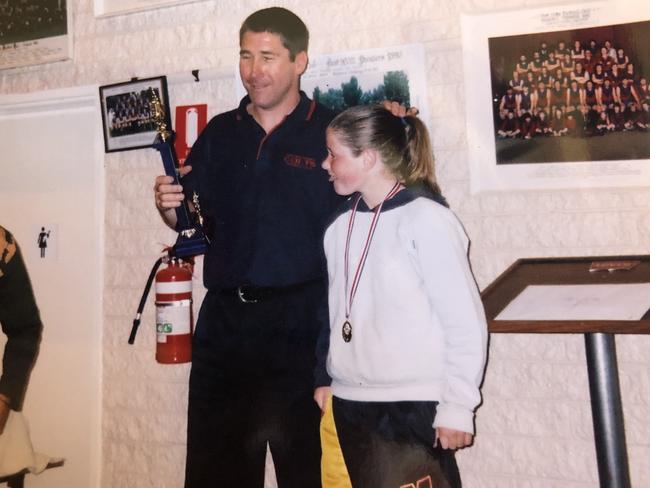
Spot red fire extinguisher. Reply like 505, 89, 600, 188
154, 257, 193, 363
128, 255, 193, 364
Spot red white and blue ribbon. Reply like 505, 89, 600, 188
344, 181, 402, 321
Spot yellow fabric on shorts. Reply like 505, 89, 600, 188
320, 395, 352, 488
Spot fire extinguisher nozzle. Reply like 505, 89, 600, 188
128, 257, 164, 345
128, 319, 140, 344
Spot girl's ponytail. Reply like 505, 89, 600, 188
328, 105, 443, 201
402, 115, 442, 197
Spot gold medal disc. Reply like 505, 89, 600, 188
342, 320, 352, 342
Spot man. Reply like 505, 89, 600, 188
154, 7, 413, 487
0, 226, 42, 435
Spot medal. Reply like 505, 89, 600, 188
342, 181, 402, 343
342, 320, 352, 342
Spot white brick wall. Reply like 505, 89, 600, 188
2, 0, 649, 486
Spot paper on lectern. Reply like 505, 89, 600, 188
495, 283, 650, 321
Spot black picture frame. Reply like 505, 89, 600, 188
99, 76, 170, 153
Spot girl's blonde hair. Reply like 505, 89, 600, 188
328, 105, 442, 196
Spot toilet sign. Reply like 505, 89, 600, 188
31, 224, 58, 261
174, 104, 208, 167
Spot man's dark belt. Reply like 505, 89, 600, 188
219, 278, 321, 304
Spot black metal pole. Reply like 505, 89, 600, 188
584, 333, 631, 488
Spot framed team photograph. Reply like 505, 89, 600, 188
94, 0, 202, 18
0, 0, 72, 69
300, 44, 430, 123
235, 44, 431, 126
462, 0, 650, 193
99, 76, 170, 153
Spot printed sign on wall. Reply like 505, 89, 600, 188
174, 105, 208, 166
32, 224, 58, 261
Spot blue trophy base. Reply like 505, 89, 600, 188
171, 233, 209, 258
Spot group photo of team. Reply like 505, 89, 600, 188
489, 21, 650, 164
0, 0, 67, 44
105, 89, 157, 138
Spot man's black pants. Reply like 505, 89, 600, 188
184, 282, 324, 487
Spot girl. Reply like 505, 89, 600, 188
315, 105, 487, 488
626, 103, 647, 131
591, 63, 606, 86
595, 110, 614, 135
624, 63, 637, 85
609, 64, 624, 87
560, 55, 575, 75
611, 103, 626, 131
533, 81, 551, 114
570, 40, 585, 61
583, 80, 598, 112
618, 78, 641, 109
587, 39, 598, 56
555, 40, 570, 61
520, 112, 536, 139
571, 61, 590, 87
598, 79, 617, 111
550, 79, 566, 113
497, 110, 520, 138
552, 67, 569, 88
565, 79, 583, 116
583, 49, 595, 73
551, 107, 569, 136
598, 47, 613, 72
537, 66, 551, 87
535, 109, 552, 135
604, 40, 617, 61
615, 48, 629, 71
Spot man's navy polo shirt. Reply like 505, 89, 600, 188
182, 92, 339, 290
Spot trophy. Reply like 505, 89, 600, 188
149, 88, 209, 258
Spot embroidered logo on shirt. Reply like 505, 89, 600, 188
284, 153, 317, 170
400, 475, 433, 488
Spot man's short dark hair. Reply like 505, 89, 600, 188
239, 7, 309, 61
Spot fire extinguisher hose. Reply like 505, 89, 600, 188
128, 257, 164, 344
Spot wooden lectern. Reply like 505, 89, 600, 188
482, 256, 650, 488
